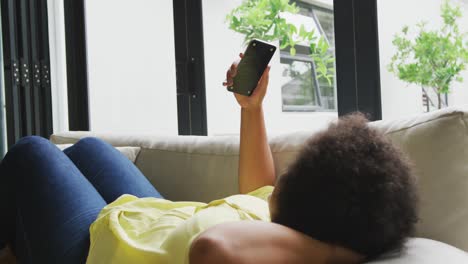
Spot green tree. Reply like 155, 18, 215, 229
226, 0, 335, 85
388, 0, 468, 110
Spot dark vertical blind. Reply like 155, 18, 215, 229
1, 0, 53, 148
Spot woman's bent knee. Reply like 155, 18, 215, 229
5, 136, 52, 159
74, 137, 110, 149
15, 135, 49, 147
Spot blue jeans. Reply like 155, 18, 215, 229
0, 136, 163, 263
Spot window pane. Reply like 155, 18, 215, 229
378, 0, 468, 120
314, 9, 335, 47
279, 3, 336, 113
84, 0, 178, 134
281, 60, 319, 111
202, 0, 338, 135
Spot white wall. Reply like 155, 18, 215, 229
0, 9, 7, 154
202, 0, 337, 136
378, 0, 468, 120
85, 0, 178, 134
303, 0, 333, 8
448, 0, 468, 106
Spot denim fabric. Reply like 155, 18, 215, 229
0, 136, 162, 263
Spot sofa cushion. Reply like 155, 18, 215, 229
55, 143, 141, 163
373, 108, 468, 252
366, 238, 468, 263
51, 133, 243, 201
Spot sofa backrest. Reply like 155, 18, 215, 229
50, 107, 468, 251
373, 108, 468, 252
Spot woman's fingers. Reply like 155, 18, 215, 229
230, 63, 238, 77
222, 54, 243, 87
259, 66, 270, 87
253, 66, 270, 96
223, 61, 239, 86
224, 69, 233, 86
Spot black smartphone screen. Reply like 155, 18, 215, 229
228, 39, 276, 96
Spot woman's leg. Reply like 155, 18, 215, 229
63, 137, 163, 203
0, 136, 106, 264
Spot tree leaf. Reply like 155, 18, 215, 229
227, 0, 336, 88
388, 0, 468, 96
290, 47, 296, 56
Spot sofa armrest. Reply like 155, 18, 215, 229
54, 143, 142, 163
50, 131, 303, 203
51, 132, 244, 202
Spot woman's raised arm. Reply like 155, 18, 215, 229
223, 54, 275, 194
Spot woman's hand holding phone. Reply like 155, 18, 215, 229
222, 53, 271, 110
224, 53, 276, 194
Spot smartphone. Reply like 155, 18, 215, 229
227, 39, 276, 96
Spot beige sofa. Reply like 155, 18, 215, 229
50, 107, 468, 263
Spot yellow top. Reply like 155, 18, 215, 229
86, 186, 274, 264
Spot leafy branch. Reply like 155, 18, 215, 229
388, 0, 468, 109
226, 0, 335, 84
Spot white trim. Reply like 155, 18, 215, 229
47, 0, 69, 133
300, 0, 333, 10
0, 9, 7, 153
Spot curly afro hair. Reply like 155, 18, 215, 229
271, 113, 419, 259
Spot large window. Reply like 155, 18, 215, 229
47, 0, 382, 138
280, 2, 336, 112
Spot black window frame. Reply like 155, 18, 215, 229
334, 0, 382, 120
173, 0, 208, 136
64, 0, 89, 131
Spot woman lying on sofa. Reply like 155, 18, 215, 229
0, 55, 418, 264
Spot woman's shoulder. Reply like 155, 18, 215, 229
189, 221, 333, 264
